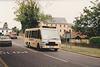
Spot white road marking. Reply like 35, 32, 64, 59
0, 51, 28, 55
6, 52, 9, 54
12, 42, 38, 53
12, 51, 16, 54
44, 54, 68, 63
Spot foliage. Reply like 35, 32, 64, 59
3, 22, 8, 28
72, 0, 100, 38
61, 37, 66, 43
39, 14, 52, 23
0, 32, 2, 36
12, 26, 20, 35
14, 0, 52, 33
80, 41, 87, 44
89, 36, 100, 45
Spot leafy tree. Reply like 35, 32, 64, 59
12, 26, 20, 35
3, 22, 8, 28
72, 0, 100, 38
14, 0, 52, 33
39, 14, 52, 23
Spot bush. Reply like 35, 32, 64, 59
0, 32, 4, 36
80, 41, 87, 44
60, 37, 66, 43
0, 32, 2, 36
89, 37, 100, 44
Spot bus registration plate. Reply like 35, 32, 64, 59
50, 46, 54, 48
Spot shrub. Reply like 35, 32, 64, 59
0, 32, 2, 36
80, 41, 87, 44
60, 37, 66, 43
89, 37, 100, 44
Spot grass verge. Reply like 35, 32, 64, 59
61, 47, 100, 58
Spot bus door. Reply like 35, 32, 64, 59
30, 30, 37, 47
36, 30, 42, 46
31, 30, 42, 47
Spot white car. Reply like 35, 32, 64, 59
0, 36, 12, 46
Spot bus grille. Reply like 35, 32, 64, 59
46, 42, 58, 46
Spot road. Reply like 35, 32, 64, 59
0, 36, 100, 67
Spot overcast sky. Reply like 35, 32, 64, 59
0, 0, 96, 29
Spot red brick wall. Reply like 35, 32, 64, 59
72, 31, 87, 38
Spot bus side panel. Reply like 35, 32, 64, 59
30, 38, 37, 48
36, 39, 42, 48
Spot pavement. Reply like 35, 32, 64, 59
0, 36, 100, 67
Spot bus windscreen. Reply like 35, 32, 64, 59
41, 29, 60, 40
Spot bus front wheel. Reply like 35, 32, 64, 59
54, 49, 58, 52
37, 44, 40, 51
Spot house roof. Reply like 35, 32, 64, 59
67, 23, 74, 27
0, 28, 12, 30
44, 17, 68, 24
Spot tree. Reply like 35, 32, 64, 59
72, 0, 100, 38
14, 0, 52, 33
3, 22, 8, 28
39, 14, 52, 23
12, 26, 20, 35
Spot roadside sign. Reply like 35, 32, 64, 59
64, 33, 73, 39
64, 33, 73, 48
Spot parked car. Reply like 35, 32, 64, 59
10, 32, 17, 39
5, 33, 11, 37
0, 36, 12, 46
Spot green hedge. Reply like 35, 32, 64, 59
89, 37, 100, 44
61, 37, 66, 43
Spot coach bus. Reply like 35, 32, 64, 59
24, 26, 61, 51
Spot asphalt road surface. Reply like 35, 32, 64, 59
0, 36, 100, 67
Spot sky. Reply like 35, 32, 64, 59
0, 0, 96, 30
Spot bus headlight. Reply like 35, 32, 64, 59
58, 44, 61, 46
42, 41, 45, 45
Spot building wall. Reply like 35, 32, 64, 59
40, 21, 72, 37
0, 30, 12, 35
70, 39, 89, 44
72, 31, 87, 38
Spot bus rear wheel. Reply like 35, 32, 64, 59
28, 43, 31, 48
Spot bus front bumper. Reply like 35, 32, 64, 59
41, 45, 61, 49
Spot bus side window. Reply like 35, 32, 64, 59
32, 30, 38, 38
27, 31, 29, 38
34, 31, 38, 38
32, 31, 34, 38
29, 31, 32, 38
25, 31, 27, 38
38, 30, 41, 39
30, 31, 32, 38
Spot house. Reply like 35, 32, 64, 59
0, 28, 12, 35
70, 30, 89, 44
39, 17, 73, 37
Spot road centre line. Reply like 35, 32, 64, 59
12, 42, 38, 53
43, 54, 68, 63
0, 57, 8, 67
